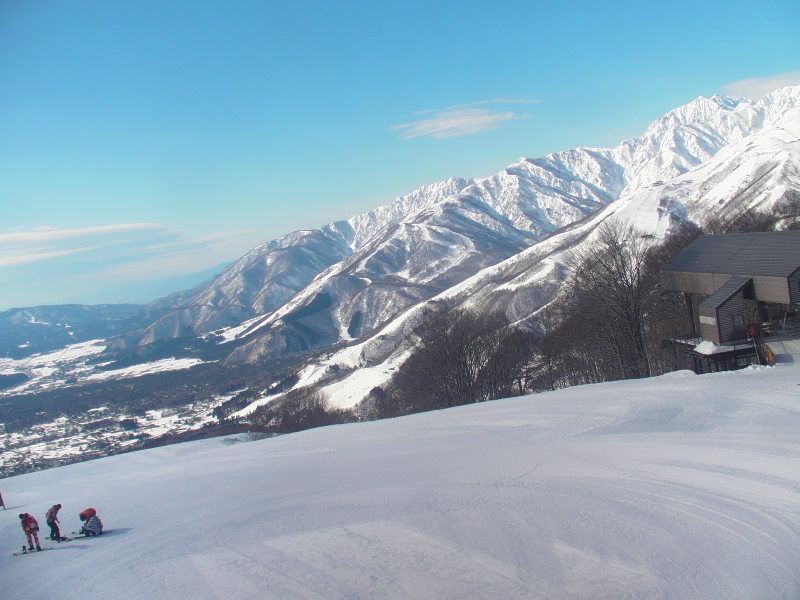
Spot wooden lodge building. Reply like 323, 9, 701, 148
661, 231, 800, 373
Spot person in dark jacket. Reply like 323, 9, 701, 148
19, 513, 42, 551
46, 503, 65, 541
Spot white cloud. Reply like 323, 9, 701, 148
0, 223, 266, 308
393, 98, 540, 140
416, 97, 542, 114
81, 230, 259, 285
394, 108, 525, 140
0, 246, 95, 268
0, 223, 175, 269
0, 223, 167, 248
142, 229, 256, 251
0, 223, 256, 275
721, 70, 800, 99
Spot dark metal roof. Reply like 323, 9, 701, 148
662, 231, 800, 278
700, 276, 752, 308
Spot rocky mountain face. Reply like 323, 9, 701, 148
110, 178, 473, 351
83, 86, 800, 406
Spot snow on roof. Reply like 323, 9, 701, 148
693, 340, 739, 354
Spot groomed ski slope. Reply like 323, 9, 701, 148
2, 358, 800, 599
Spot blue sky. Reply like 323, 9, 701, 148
1, 0, 799, 310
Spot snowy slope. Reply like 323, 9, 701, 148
2, 360, 800, 599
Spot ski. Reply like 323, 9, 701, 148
13, 547, 52, 556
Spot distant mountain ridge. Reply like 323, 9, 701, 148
0, 303, 171, 359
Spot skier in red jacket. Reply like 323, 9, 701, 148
19, 513, 42, 551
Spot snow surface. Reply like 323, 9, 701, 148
0, 341, 208, 396
2, 362, 800, 599
0, 339, 107, 376
0, 340, 108, 393
83, 357, 206, 382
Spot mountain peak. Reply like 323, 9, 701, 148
758, 84, 800, 112
646, 93, 745, 134
708, 93, 743, 109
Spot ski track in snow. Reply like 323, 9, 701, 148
2, 363, 800, 599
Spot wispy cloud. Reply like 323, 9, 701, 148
0, 223, 265, 308
0, 247, 95, 268
97, 229, 258, 281
393, 98, 541, 140
0, 223, 259, 270
0, 223, 176, 266
721, 71, 800, 99
142, 229, 256, 252
415, 97, 542, 114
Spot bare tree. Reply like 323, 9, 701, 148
561, 223, 659, 379
705, 191, 800, 234
531, 223, 699, 388
251, 389, 353, 433
383, 306, 533, 415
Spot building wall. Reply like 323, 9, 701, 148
663, 271, 790, 303
661, 271, 720, 295
699, 306, 720, 343
716, 287, 748, 343
751, 275, 792, 304
698, 286, 751, 344
789, 268, 800, 304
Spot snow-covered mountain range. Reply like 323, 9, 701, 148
2, 85, 800, 480
113, 88, 799, 370
103, 86, 799, 410
6, 86, 800, 418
